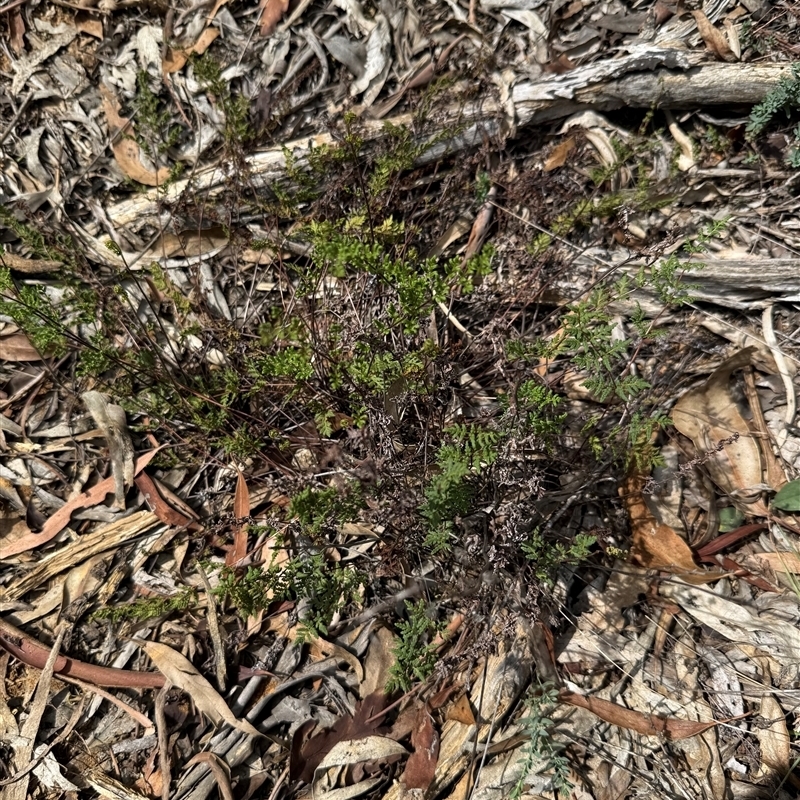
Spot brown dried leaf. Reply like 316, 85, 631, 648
162, 28, 220, 74
259, 0, 290, 37
9, 7, 25, 55
402, 704, 438, 790
224, 469, 250, 566
622, 469, 701, 575
0, 449, 160, 559
692, 11, 737, 62
99, 85, 172, 186
138, 641, 262, 737
446, 694, 476, 726
559, 690, 720, 740
0, 332, 41, 361
544, 137, 576, 171
672, 348, 771, 515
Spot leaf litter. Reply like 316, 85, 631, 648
3, 0, 800, 798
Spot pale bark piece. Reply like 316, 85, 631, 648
430, 619, 533, 796
317, 736, 407, 772
10, 28, 76, 95
661, 580, 800, 663
2, 510, 162, 600
0, 251, 62, 273
104, 58, 793, 233
82, 391, 135, 510
138, 640, 262, 737
360, 624, 397, 697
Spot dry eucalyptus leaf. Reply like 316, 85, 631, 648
622, 469, 703, 576
672, 348, 778, 516
544, 137, 575, 171
316, 736, 407, 773
259, 0, 290, 37
162, 28, 219, 74
0, 332, 41, 361
692, 11, 737, 62
138, 641, 262, 737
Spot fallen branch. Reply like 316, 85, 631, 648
104, 52, 790, 235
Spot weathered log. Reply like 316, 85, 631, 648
106, 51, 791, 231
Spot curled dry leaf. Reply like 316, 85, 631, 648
99, 85, 172, 186
138, 640, 262, 737
692, 11, 737, 62
559, 690, 721, 740
672, 348, 785, 516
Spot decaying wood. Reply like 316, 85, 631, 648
105, 53, 791, 233
546, 255, 800, 311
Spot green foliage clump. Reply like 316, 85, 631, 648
511, 683, 572, 798
93, 588, 198, 624
215, 548, 364, 639
521, 529, 595, 586
386, 600, 442, 693
746, 63, 800, 141
421, 423, 503, 553
290, 484, 364, 538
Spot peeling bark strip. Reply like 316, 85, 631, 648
0, 617, 166, 689
104, 54, 791, 234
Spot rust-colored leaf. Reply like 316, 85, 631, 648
622, 469, 702, 575
544, 137, 576, 171
692, 11, 737, 62
559, 690, 720, 740
0, 449, 161, 559
402, 703, 438, 790
226, 469, 250, 566
134, 472, 202, 531
259, 0, 289, 37
162, 27, 219, 74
